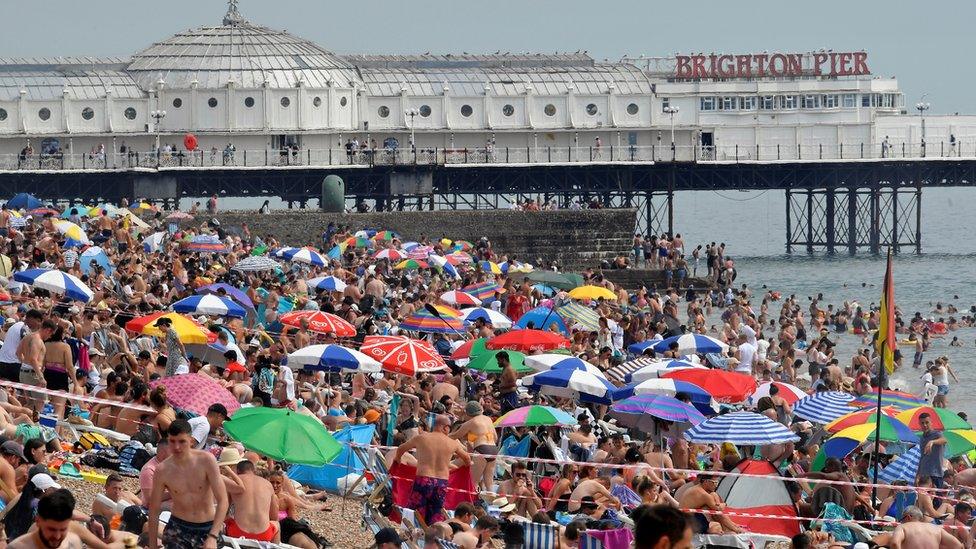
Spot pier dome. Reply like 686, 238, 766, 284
126, 0, 356, 91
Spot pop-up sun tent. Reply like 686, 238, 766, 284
287, 424, 374, 492
715, 459, 801, 538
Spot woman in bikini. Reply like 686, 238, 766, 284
268, 470, 330, 549
41, 324, 76, 421
148, 386, 176, 439
451, 400, 498, 492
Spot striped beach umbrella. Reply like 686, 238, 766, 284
459, 307, 512, 329
684, 412, 801, 445
627, 339, 661, 355
440, 290, 482, 307
394, 259, 428, 270
613, 377, 717, 415
287, 344, 381, 373
426, 254, 460, 279
494, 405, 577, 428
849, 390, 926, 410
373, 249, 404, 262
171, 294, 246, 318
606, 357, 660, 384
279, 311, 356, 337
792, 391, 856, 424
407, 246, 433, 260
612, 394, 706, 428
232, 256, 279, 272
399, 309, 463, 334
751, 382, 808, 406
879, 446, 920, 484
306, 276, 347, 292
523, 354, 603, 374
523, 367, 618, 404
13, 268, 94, 302
360, 335, 447, 375
273, 247, 299, 258
286, 248, 327, 267
557, 302, 600, 332
446, 251, 473, 265
652, 333, 728, 356
896, 406, 972, 431
462, 282, 501, 301
627, 359, 704, 383
184, 234, 228, 253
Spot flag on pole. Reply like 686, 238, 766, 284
876, 249, 896, 374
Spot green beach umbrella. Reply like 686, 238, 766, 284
467, 350, 533, 374
224, 407, 341, 466
524, 271, 584, 291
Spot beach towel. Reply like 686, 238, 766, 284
581, 528, 634, 549
389, 462, 475, 511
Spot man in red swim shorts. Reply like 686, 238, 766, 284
220, 451, 280, 542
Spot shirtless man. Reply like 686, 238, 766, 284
496, 352, 519, 413
889, 506, 963, 549
222, 456, 279, 543
676, 474, 743, 534
392, 414, 470, 525
92, 473, 142, 518
451, 401, 497, 491
8, 489, 83, 549
568, 467, 620, 513
148, 419, 228, 549
802, 457, 856, 509
17, 319, 54, 413
941, 502, 973, 549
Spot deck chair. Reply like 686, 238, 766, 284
363, 504, 415, 549
524, 522, 561, 549
58, 420, 131, 444
219, 536, 301, 549
436, 539, 462, 549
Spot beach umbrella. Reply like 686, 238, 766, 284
344, 237, 373, 248
150, 373, 240, 417
515, 306, 569, 335
399, 309, 464, 334
171, 294, 246, 318
53, 220, 91, 246
225, 407, 341, 466
467, 350, 532, 374
184, 234, 228, 253
306, 276, 347, 293
124, 312, 216, 344
523, 367, 618, 404
446, 251, 473, 265
652, 333, 728, 356
450, 338, 487, 361
626, 359, 704, 383
750, 382, 807, 406
478, 261, 503, 275
232, 256, 279, 272
613, 378, 718, 415
401, 241, 420, 251
373, 249, 404, 262
440, 290, 482, 307
130, 202, 158, 213
849, 390, 926, 410
685, 412, 800, 445
611, 394, 706, 429
494, 405, 577, 428
567, 285, 616, 301
78, 246, 113, 275
463, 282, 502, 301
661, 369, 757, 403
29, 207, 59, 217
279, 311, 356, 337
360, 335, 447, 375
523, 354, 603, 374
407, 246, 433, 260
13, 268, 93, 302
142, 231, 166, 253
426, 254, 460, 280
372, 230, 399, 242
394, 259, 428, 270
896, 406, 972, 431
792, 391, 857, 424
6, 193, 42, 210
287, 344, 381, 373
606, 357, 661, 384
524, 271, 583, 291
531, 284, 557, 297
556, 302, 601, 332
485, 329, 570, 353
353, 230, 374, 239
821, 423, 919, 459
286, 248, 327, 267
452, 240, 474, 251
196, 283, 254, 309
459, 307, 511, 329
61, 206, 93, 219
878, 445, 920, 483
273, 247, 299, 258
825, 409, 901, 433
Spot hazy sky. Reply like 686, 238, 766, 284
3, 0, 969, 112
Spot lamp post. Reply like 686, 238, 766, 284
915, 99, 930, 157
405, 108, 419, 152
150, 109, 166, 153
663, 105, 679, 159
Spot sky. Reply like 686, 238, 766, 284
3, 0, 970, 113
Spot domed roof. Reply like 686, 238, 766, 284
126, 2, 356, 91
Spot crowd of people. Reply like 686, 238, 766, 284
0, 195, 966, 549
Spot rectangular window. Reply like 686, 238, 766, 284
760, 96, 775, 110
871, 94, 881, 107
882, 94, 894, 108
700, 97, 715, 111
823, 94, 838, 108
739, 96, 757, 110
802, 95, 820, 109
842, 94, 856, 108
782, 95, 797, 109
862, 94, 871, 107
721, 96, 735, 110
661, 97, 670, 112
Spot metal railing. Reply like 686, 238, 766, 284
0, 141, 969, 172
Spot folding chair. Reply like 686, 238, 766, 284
437, 539, 462, 549
523, 521, 561, 549
219, 536, 302, 549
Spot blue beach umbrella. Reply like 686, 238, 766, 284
523, 367, 618, 404
878, 446, 920, 484
793, 391, 857, 424
78, 246, 113, 275
287, 344, 382, 373
196, 283, 254, 310
685, 411, 801, 445
14, 268, 93, 302
459, 307, 512, 329
515, 306, 569, 335
626, 359, 703, 383
613, 377, 717, 415
6, 193, 42, 210
172, 294, 246, 318
652, 333, 728, 356
306, 276, 347, 292
612, 394, 707, 429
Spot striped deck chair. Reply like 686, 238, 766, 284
436, 539, 462, 549
524, 522, 561, 549
362, 505, 415, 549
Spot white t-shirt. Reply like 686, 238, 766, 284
740, 325, 757, 347
0, 321, 26, 364
736, 341, 757, 373
756, 339, 771, 362
278, 366, 295, 401
188, 415, 210, 449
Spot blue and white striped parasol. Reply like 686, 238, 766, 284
287, 344, 382, 373
652, 333, 728, 355
459, 307, 512, 329
306, 276, 347, 292
684, 411, 801, 445
627, 359, 704, 383
172, 294, 246, 318
793, 391, 857, 424
13, 268, 93, 302
232, 256, 279, 272
523, 367, 617, 404
524, 354, 603, 374
878, 445, 920, 484
613, 377, 718, 415
284, 248, 327, 267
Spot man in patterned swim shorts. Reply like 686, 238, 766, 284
393, 414, 471, 524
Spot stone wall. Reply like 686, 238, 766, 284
212, 208, 636, 270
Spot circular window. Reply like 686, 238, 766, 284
586, 103, 598, 116
172, 98, 183, 108
544, 104, 556, 116
313, 97, 322, 108
244, 97, 255, 108
502, 104, 515, 117
0, 108, 6, 122
208, 97, 218, 108
38, 108, 51, 121
377, 106, 390, 118
81, 107, 95, 120
280, 97, 291, 108
340, 96, 348, 107
419, 105, 431, 117
460, 104, 473, 117
124, 107, 137, 120
627, 103, 639, 115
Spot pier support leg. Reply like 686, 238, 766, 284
915, 184, 922, 254
870, 187, 880, 255
806, 189, 814, 254
848, 188, 857, 255
825, 189, 836, 254
891, 187, 899, 254
785, 189, 792, 254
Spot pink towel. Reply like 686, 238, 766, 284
584, 528, 634, 549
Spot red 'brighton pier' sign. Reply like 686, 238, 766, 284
674, 52, 869, 79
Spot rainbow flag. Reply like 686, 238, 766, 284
876, 250, 896, 374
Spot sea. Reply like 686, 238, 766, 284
197, 187, 976, 414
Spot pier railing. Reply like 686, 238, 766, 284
0, 141, 967, 171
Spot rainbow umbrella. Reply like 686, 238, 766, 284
371, 230, 399, 242
478, 261, 503, 274
399, 309, 464, 334
849, 390, 926, 410
611, 394, 706, 428
825, 409, 901, 433
494, 405, 577, 428
394, 259, 428, 270
344, 236, 374, 248
896, 406, 972, 431
820, 422, 919, 460
452, 240, 474, 251
463, 282, 502, 301
467, 350, 532, 374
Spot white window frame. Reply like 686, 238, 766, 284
759, 96, 775, 110
842, 94, 856, 108
823, 94, 838, 109
661, 97, 670, 112
700, 97, 715, 111
721, 96, 736, 111
802, 95, 820, 109
739, 96, 757, 110
781, 95, 797, 109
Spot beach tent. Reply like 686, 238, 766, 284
715, 459, 801, 538
6, 193, 42, 210
287, 424, 375, 492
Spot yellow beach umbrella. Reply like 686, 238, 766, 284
567, 285, 616, 301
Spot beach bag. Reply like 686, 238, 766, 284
118, 441, 151, 475
816, 502, 855, 544
78, 432, 111, 451
82, 448, 119, 470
